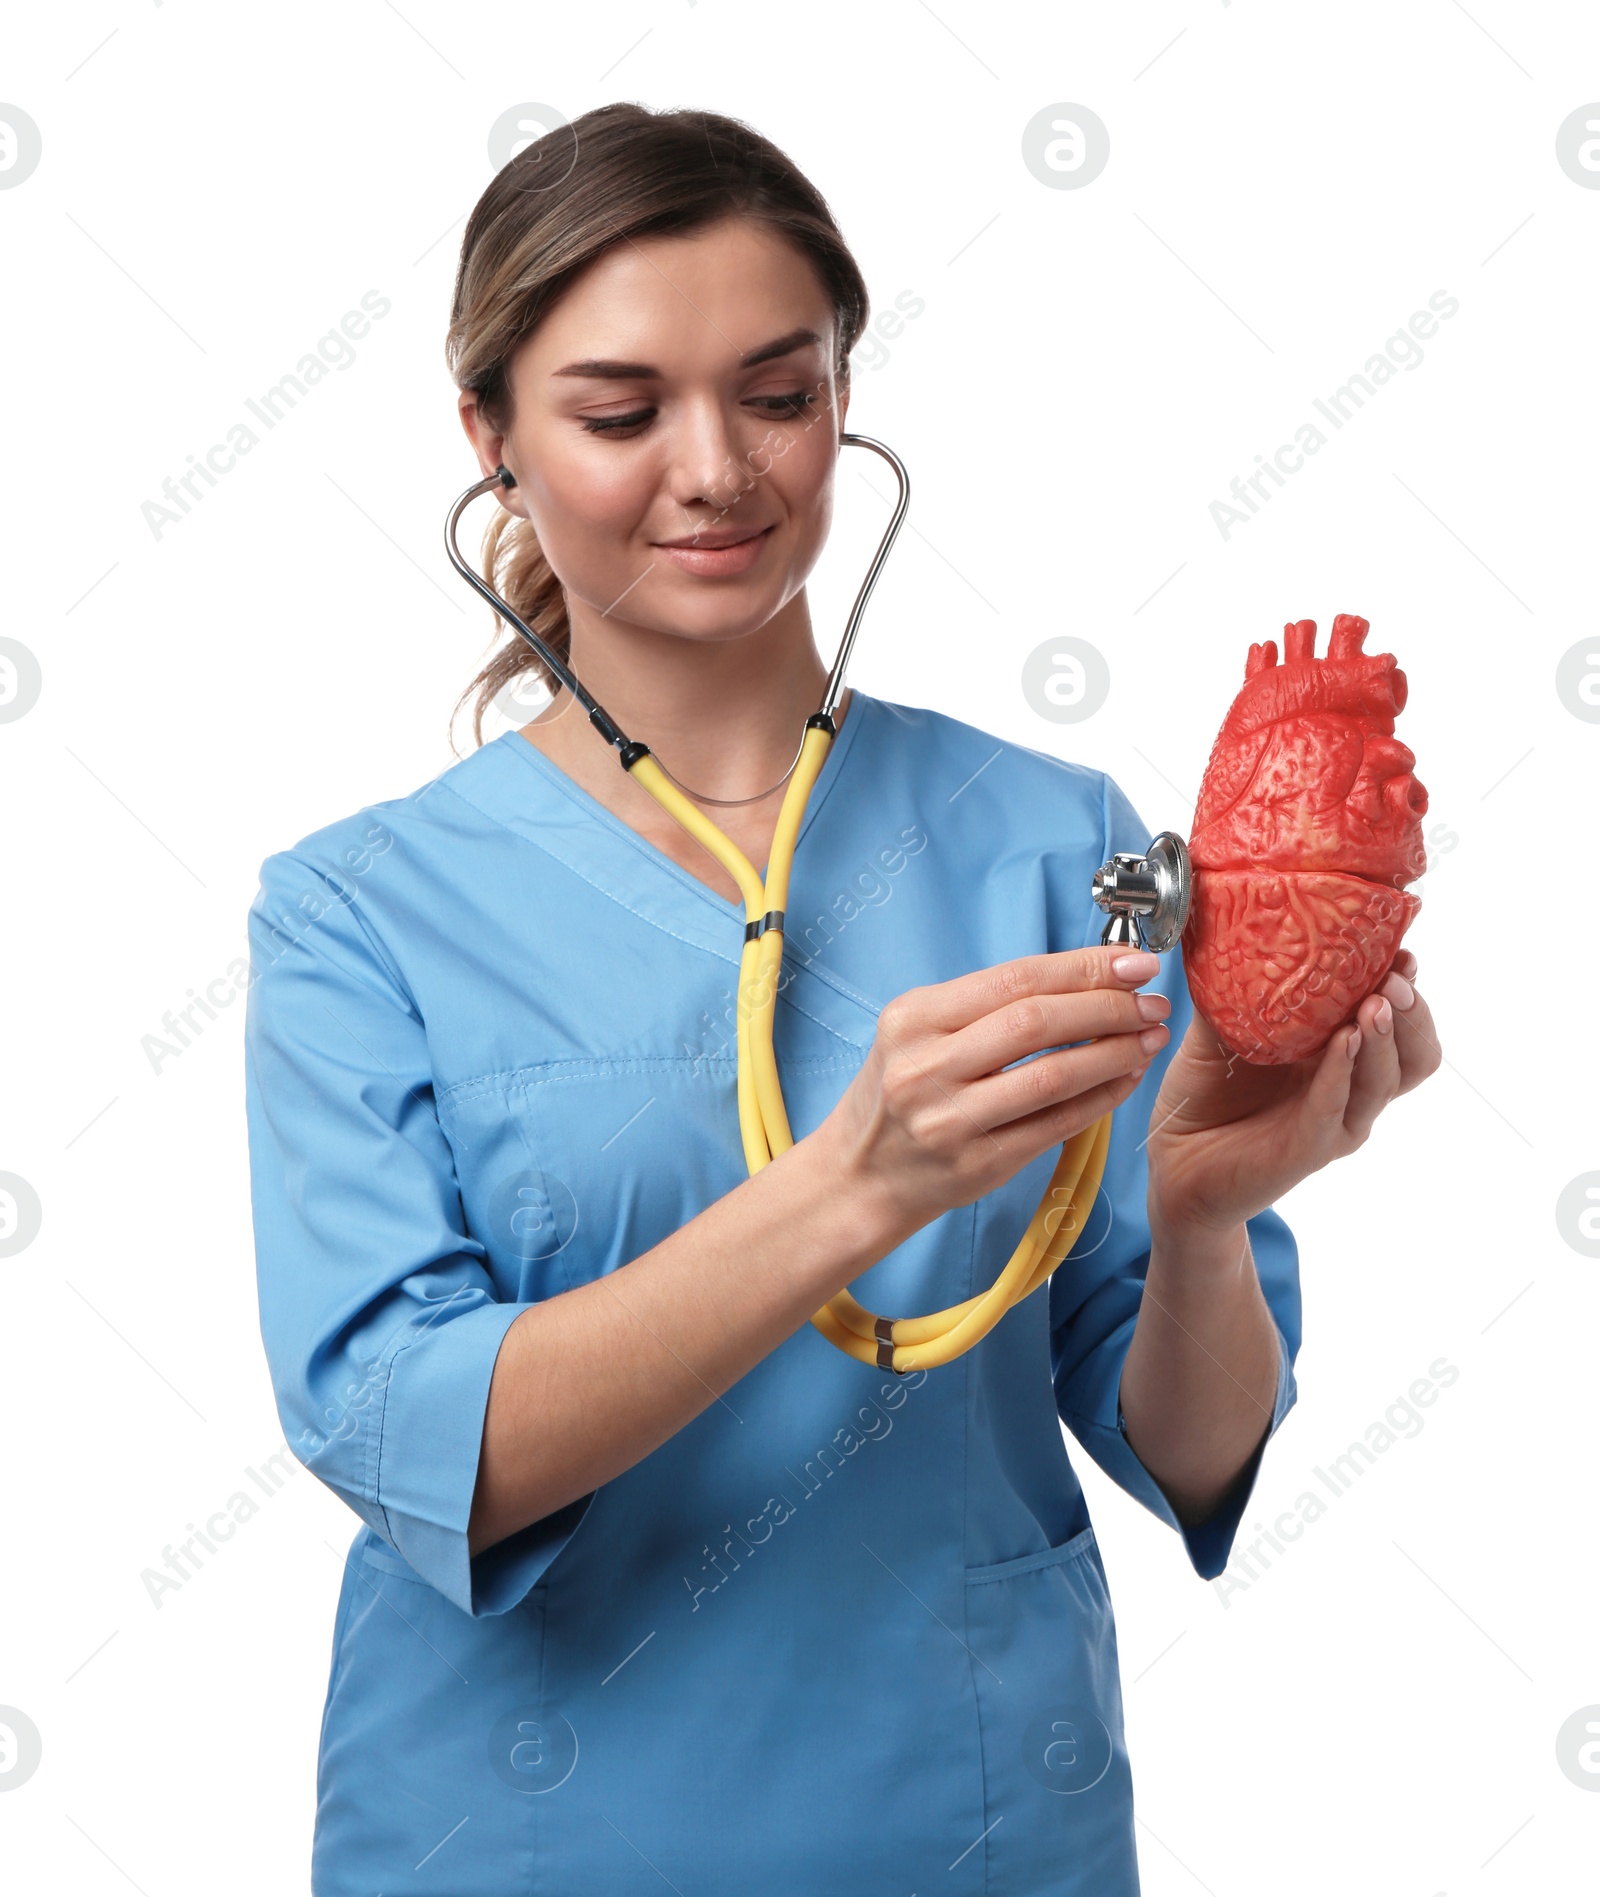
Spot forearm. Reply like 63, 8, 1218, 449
468, 1118, 898, 1556
1117, 1212, 1281, 1527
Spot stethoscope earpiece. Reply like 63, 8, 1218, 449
495, 463, 517, 490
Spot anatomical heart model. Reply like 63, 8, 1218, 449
1182, 614, 1427, 1065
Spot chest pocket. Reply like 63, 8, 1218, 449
437, 961, 874, 1305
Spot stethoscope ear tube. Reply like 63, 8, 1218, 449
443, 436, 911, 761
442, 463, 629, 751
823, 434, 910, 721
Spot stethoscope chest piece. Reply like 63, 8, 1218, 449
1091, 830, 1191, 952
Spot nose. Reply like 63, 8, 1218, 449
664, 395, 754, 518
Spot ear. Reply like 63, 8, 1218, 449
458, 391, 529, 519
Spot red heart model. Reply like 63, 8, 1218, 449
1181, 614, 1427, 1065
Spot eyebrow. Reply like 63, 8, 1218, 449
550, 327, 825, 380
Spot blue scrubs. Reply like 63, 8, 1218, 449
244, 690, 1299, 1895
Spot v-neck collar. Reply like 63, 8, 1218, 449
440, 690, 876, 976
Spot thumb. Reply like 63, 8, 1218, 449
1178, 1002, 1236, 1075
1299, 1018, 1360, 1134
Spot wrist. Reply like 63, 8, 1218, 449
800, 1110, 915, 1261
1146, 1200, 1250, 1286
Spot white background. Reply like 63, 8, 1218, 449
3, 3, 1597, 1892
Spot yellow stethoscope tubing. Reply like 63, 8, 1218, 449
445, 447, 1111, 1370
624, 725, 1114, 1374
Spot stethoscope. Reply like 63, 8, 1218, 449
444, 437, 1190, 1373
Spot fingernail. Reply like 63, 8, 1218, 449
1135, 993, 1170, 1021
1112, 951, 1160, 983
1374, 997, 1394, 1036
1345, 1025, 1362, 1059
1381, 971, 1416, 1011
1138, 1025, 1169, 1055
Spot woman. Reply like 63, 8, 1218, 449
244, 103, 1439, 1895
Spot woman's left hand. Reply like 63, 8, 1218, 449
1145, 947, 1441, 1236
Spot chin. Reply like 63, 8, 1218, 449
640, 583, 789, 642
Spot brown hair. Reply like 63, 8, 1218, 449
445, 103, 871, 748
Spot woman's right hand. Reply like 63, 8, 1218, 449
818, 945, 1171, 1250
469, 954, 1167, 1554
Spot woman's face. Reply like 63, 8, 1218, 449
462, 215, 849, 647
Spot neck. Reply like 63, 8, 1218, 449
554, 587, 841, 803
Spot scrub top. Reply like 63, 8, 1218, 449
243, 689, 1300, 1897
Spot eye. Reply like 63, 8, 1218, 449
578, 390, 820, 437
751, 390, 819, 416
579, 407, 655, 436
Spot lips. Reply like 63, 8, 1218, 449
1182, 615, 1426, 1065
651, 523, 775, 578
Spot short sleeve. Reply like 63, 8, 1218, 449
243, 848, 592, 1617
1048, 770, 1302, 1580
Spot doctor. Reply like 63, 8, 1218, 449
244, 102, 1439, 1896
